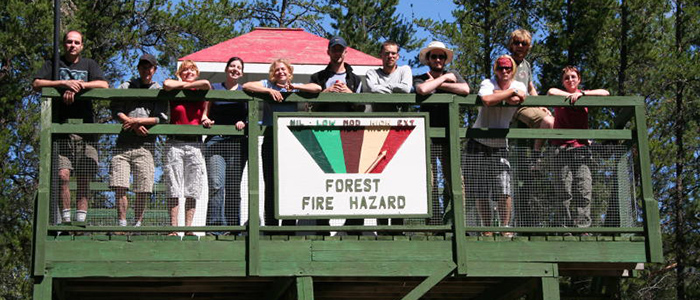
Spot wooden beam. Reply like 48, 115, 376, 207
296, 276, 314, 300
401, 262, 456, 300
540, 277, 561, 300
33, 275, 52, 300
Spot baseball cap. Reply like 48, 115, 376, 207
328, 36, 348, 49
138, 53, 157, 67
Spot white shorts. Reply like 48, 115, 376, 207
165, 142, 206, 199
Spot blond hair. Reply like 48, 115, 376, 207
268, 58, 294, 82
176, 60, 199, 80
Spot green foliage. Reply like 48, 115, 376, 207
325, 0, 423, 56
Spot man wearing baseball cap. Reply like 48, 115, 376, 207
110, 53, 166, 234
309, 36, 365, 112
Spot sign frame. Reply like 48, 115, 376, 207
273, 112, 432, 220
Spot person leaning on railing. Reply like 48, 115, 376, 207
243, 59, 321, 227
204, 56, 248, 235
163, 60, 212, 236
110, 53, 167, 233
467, 55, 527, 237
547, 66, 610, 230
32, 30, 109, 224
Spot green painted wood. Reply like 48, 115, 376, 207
461, 128, 632, 140
264, 278, 294, 300
456, 95, 642, 107
541, 277, 561, 300
47, 226, 247, 232
260, 261, 457, 277
296, 277, 314, 300
52, 123, 245, 136
261, 225, 450, 232
247, 98, 262, 276
463, 240, 647, 263
45, 241, 246, 262
448, 100, 469, 274
462, 227, 644, 233
401, 262, 455, 300
633, 106, 664, 263
32, 275, 52, 300
465, 262, 557, 277
33, 98, 53, 277
46, 261, 247, 277
41, 87, 251, 101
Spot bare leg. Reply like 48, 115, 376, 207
134, 192, 149, 225
533, 115, 555, 151
476, 198, 492, 227
185, 198, 196, 227
168, 197, 179, 227
115, 187, 128, 221
76, 175, 90, 212
498, 195, 513, 227
59, 169, 71, 212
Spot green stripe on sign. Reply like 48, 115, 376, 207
312, 126, 347, 174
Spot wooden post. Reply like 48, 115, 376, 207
540, 277, 561, 300
633, 101, 663, 262
296, 276, 314, 300
247, 97, 261, 275
448, 98, 468, 274
32, 275, 52, 300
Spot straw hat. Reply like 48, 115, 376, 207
418, 41, 454, 65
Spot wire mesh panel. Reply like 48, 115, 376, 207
461, 140, 638, 230
51, 136, 250, 234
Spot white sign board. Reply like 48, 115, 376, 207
275, 115, 430, 218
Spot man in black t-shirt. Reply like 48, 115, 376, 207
33, 30, 108, 224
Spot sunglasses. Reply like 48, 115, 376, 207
496, 66, 513, 71
429, 54, 447, 60
513, 41, 529, 47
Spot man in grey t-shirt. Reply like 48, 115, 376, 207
366, 41, 413, 112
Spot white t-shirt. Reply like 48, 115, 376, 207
474, 79, 527, 148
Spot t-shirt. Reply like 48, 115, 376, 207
552, 89, 589, 148
474, 79, 527, 148
323, 73, 363, 93
34, 56, 106, 124
113, 78, 165, 145
170, 101, 207, 125
209, 82, 246, 126
413, 70, 467, 127
365, 65, 412, 94
513, 59, 533, 91
260, 79, 300, 126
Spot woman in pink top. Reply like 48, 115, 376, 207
547, 66, 609, 229
163, 60, 212, 235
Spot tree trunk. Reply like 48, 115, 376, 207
673, 1, 686, 300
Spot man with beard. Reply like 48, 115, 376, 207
310, 36, 366, 112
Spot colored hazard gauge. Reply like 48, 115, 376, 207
275, 114, 431, 219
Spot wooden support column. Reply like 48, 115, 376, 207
247, 97, 261, 275
32, 275, 52, 300
633, 103, 663, 262
33, 97, 52, 277
401, 262, 456, 300
540, 277, 561, 300
296, 276, 314, 300
447, 98, 468, 274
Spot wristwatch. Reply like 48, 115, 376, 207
512, 88, 519, 96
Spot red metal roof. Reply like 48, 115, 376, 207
180, 28, 381, 66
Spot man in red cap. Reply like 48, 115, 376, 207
465, 55, 527, 237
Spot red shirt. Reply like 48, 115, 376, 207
551, 90, 589, 148
170, 101, 206, 125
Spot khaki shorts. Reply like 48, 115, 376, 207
56, 134, 98, 176
110, 146, 155, 193
515, 107, 550, 128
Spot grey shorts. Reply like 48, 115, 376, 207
463, 139, 511, 199
110, 146, 155, 193
165, 141, 206, 199
56, 134, 98, 176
